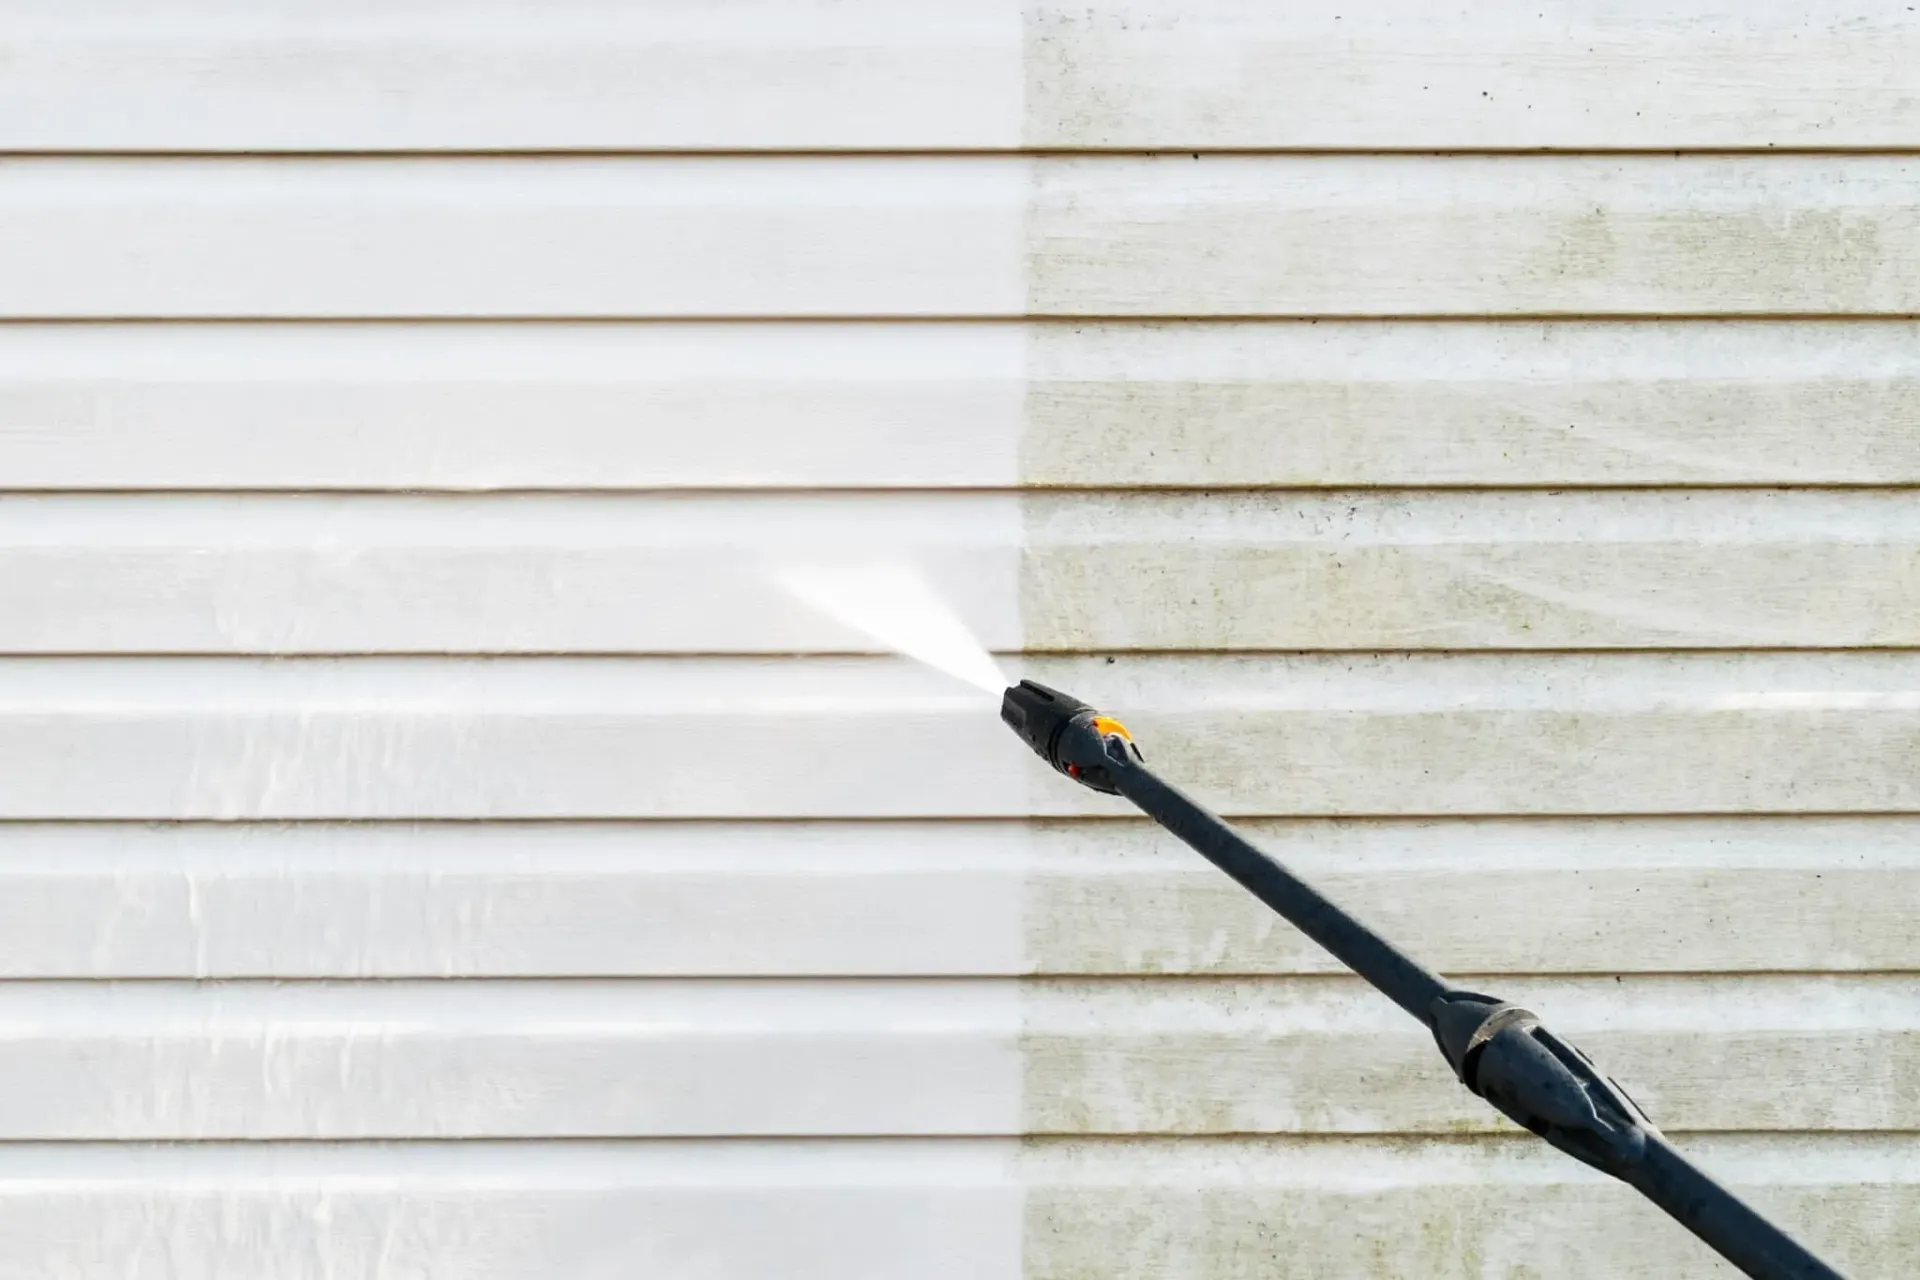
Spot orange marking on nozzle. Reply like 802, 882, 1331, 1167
1091, 716, 1133, 741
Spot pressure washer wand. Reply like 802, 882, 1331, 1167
1000, 679, 1846, 1280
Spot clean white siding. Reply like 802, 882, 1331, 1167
0, 4, 1915, 1277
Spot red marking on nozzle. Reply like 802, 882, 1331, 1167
1067, 764, 1081, 778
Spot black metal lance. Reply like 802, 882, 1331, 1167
1000, 679, 1848, 1280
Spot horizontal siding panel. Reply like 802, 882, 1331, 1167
5, 157, 1920, 317
0, 0, 1026, 153
0, 976, 1901, 1138
0, 1136, 1903, 1279
1029, 816, 1920, 978
1025, 0, 1920, 151
1024, 319, 1920, 488
1027, 156, 1920, 317
0, 980, 1020, 1139
16, 489, 1920, 651
0, 1139, 1025, 1280
0, 817, 1905, 977
7, 2, 1920, 152
1029, 489, 1920, 650
1023, 974, 1920, 1136
8, 652, 1920, 817
0, 493, 1022, 655
1026, 1134, 1914, 1280
7, 321, 1920, 490
0, 322, 1028, 490
0, 158, 1028, 319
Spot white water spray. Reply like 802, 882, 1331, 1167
774, 561, 1007, 696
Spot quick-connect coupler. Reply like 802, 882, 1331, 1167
1429, 991, 1657, 1179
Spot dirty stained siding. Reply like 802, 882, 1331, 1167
2, 2, 1918, 1277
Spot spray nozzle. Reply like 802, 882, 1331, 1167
1000, 680, 1144, 795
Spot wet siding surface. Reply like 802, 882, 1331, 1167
2, 4, 1917, 1276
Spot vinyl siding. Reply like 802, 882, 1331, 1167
4, 0, 1919, 151
4, 156, 1920, 318
0, 5, 1915, 1278
6, 320, 1920, 490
